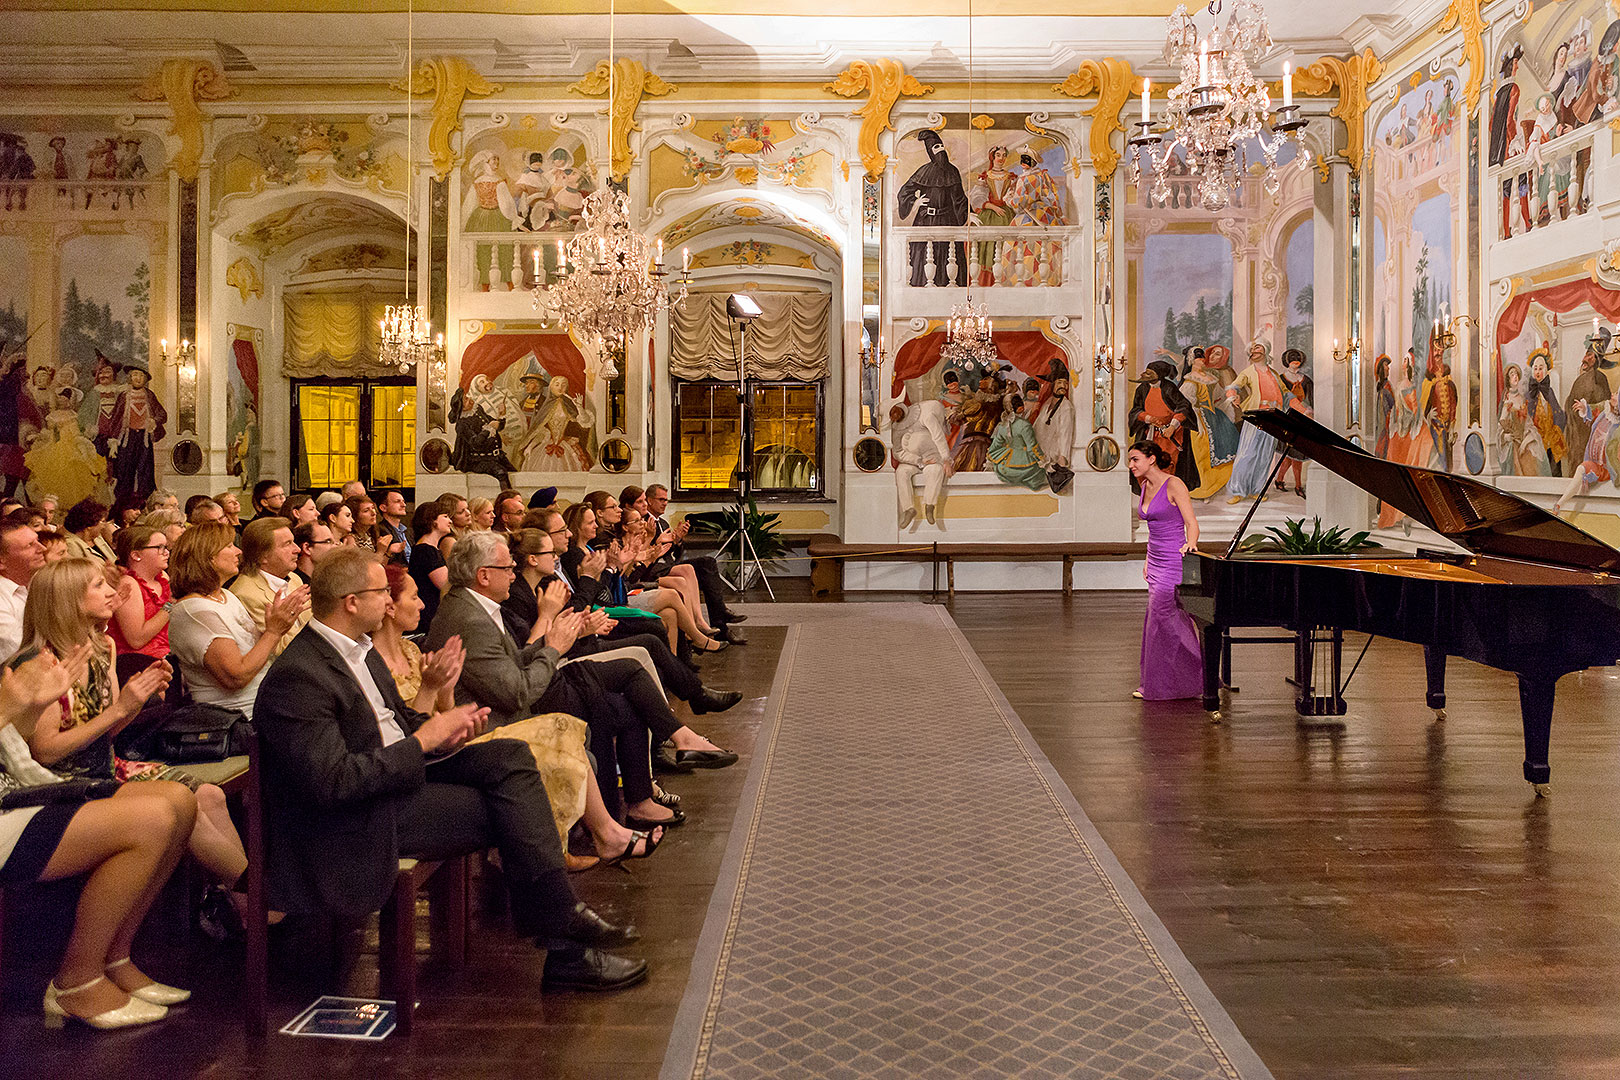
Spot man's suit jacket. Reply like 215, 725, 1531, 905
254, 624, 429, 921
228, 568, 305, 655
423, 587, 561, 728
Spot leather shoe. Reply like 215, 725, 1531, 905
691, 687, 743, 715
541, 948, 649, 993
564, 902, 640, 948
674, 747, 738, 770
625, 806, 686, 830
653, 746, 693, 773
716, 627, 748, 645
721, 612, 748, 624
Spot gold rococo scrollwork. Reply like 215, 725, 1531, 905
1290, 48, 1385, 175
1436, 0, 1487, 112
1051, 57, 1135, 182
132, 58, 237, 183
569, 58, 677, 182
394, 56, 502, 179
824, 59, 934, 181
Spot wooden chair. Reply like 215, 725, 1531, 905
242, 726, 470, 1036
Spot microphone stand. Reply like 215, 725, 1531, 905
725, 315, 775, 600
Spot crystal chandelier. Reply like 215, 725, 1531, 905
531, 0, 689, 343
1129, 0, 1307, 212
938, 0, 1000, 375
379, 0, 443, 373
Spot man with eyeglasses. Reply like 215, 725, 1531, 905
251, 479, 287, 521
256, 547, 647, 993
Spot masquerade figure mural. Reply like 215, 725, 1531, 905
890, 398, 954, 530
896, 129, 970, 287
1223, 341, 1286, 503
1561, 326, 1614, 476
1129, 359, 1200, 495
1179, 345, 1238, 499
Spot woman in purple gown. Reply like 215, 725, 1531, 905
1128, 440, 1204, 699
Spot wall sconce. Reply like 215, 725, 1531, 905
1331, 337, 1359, 364
1094, 341, 1128, 372
1433, 314, 1477, 352
160, 337, 198, 435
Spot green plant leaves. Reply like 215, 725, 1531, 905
1236, 516, 1377, 555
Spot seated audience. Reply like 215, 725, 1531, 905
18, 558, 253, 933
143, 490, 179, 514
409, 502, 452, 633
279, 493, 318, 528
497, 489, 527, 535
468, 498, 497, 533
109, 526, 171, 663
438, 493, 472, 563
134, 508, 185, 546
345, 494, 391, 560
167, 522, 307, 719
35, 494, 59, 528
250, 479, 286, 521
313, 491, 343, 514
64, 499, 115, 564
255, 547, 647, 990
228, 517, 304, 654
425, 532, 735, 832
319, 499, 355, 547
373, 562, 661, 871
187, 498, 225, 527
0, 517, 44, 661
340, 480, 367, 501
214, 490, 244, 532
38, 528, 66, 564
0, 647, 196, 1030
110, 494, 144, 531
645, 483, 747, 642
376, 490, 411, 563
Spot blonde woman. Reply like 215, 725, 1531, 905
467, 497, 497, 533
17, 558, 254, 934
134, 508, 185, 547
437, 493, 472, 564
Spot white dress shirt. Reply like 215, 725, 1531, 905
309, 618, 408, 748
465, 588, 509, 638
0, 575, 28, 664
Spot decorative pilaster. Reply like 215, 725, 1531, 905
132, 59, 236, 182
823, 59, 934, 181
1437, 0, 1487, 112
1291, 49, 1385, 175
395, 56, 502, 179
568, 58, 676, 183
1051, 58, 1136, 182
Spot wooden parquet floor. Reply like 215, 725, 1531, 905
5, 582, 1620, 1078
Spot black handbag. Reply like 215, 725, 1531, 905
145, 704, 249, 764
0, 778, 121, 809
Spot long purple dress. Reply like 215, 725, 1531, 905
1139, 481, 1204, 699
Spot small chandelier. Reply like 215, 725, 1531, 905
534, 186, 688, 342
1130, 0, 1307, 212
941, 297, 998, 371
378, 0, 444, 373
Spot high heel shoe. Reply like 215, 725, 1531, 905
601, 827, 663, 872
106, 957, 191, 1005
696, 636, 729, 653
43, 976, 168, 1030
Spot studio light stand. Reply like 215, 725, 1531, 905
723, 292, 775, 600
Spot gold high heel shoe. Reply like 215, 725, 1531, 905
43, 975, 168, 1030
107, 956, 191, 1005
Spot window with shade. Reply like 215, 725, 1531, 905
291, 378, 416, 494
669, 289, 830, 498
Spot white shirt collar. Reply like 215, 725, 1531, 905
309, 617, 373, 662
465, 587, 508, 633
260, 569, 288, 593
0, 574, 25, 600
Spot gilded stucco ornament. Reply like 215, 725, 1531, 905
1290, 49, 1385, 175
1436, 0, 1487, 112
394, 56, 502, 179
132, 59, 236, 183
1051, 58, 1136, 182
824, 59, 934, 181
569, 58, 677, 182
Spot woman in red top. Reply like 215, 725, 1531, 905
108, 526, 171, 661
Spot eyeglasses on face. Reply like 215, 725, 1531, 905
482, 563, 518, 573
345, 586, 392, 597
138, 544, 169, 552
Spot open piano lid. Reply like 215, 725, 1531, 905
1243, 407, 1620, 573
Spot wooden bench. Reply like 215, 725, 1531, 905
242, 727, 470, 1037
807, 538, 1149, 598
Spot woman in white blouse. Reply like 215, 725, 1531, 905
166, 522, 307, 719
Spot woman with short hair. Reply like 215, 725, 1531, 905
408, 501, 453, 634
279, 493, 318, 528
319, 499, 356, 547
63, 499, 115, 564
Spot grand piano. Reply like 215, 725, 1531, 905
1177, 407, 1620, 794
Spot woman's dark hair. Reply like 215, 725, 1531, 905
561, 502, 593, 549
411, 501, 445, 541
1128, 440, 1171, 469
280, 493, 314, 523
64, 498, 109, 535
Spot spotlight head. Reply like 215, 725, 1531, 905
727, 293, 763, 321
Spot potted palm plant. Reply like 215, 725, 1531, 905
686, 498, 789, 589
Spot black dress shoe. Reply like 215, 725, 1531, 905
721, 612, 748, 624
716, 628, 748, 645
653, 746, 693, 773
541, 948, 649, 993
674, 747, 739, 770
691, 688, 743, 715
563, 902, 640, 948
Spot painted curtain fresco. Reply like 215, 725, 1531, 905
1369, 73, 1462, 524
451, 328, 600, 481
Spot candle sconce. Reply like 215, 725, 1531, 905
1434, 315, 1477, 353
1093, 342, 1129, 373
1330, 337, 1360, 364
160, 337, 198, 435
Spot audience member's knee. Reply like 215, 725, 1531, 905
119, 783, 196, 844
195, 782, 227, 816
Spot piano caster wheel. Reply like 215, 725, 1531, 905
1533, 782, 1552, 799
1433, 709, 1446, 722
1208, 710, 1223, 724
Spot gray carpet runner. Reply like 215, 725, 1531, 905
661, 603, 1272, 1080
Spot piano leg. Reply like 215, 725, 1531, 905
1423, 646, 1447, 720
1200, 623, 1224, 720
1518, 674, 1555, 797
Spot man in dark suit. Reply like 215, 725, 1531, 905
644, 483, 747, 644
254, 547, 647, 992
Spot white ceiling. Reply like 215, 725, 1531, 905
0, 0, 1450, 86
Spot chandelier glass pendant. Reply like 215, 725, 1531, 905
379, 0, 443, 373
940, 0, 1000, 373
532, 0, 688, 342
1130, 0, 1307, 213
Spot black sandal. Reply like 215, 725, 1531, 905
601, 827, 663, 872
